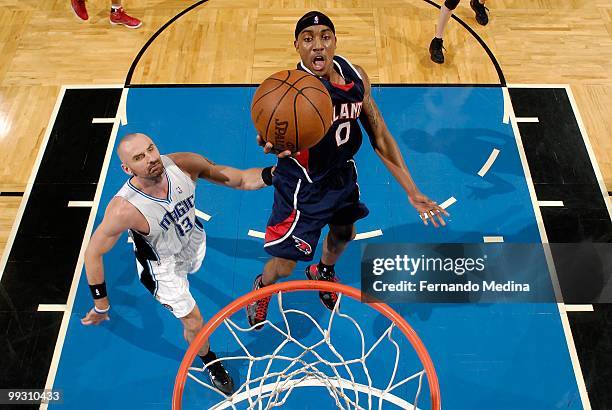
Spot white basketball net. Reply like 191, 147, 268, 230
186, 291, 428, 409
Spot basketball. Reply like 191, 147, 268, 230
251, 70, 333, 153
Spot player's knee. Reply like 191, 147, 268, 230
330, 225, 356, 244
185, 316, 203, 333
444, 0, 460, 10
270, 257, 297, 278
181, 307, 204, 332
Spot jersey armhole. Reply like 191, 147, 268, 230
334, 55, 363, 81
162, 155, 197, 188
114, 195, 153, 237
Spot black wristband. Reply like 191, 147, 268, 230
261, 166, 274, 186
89, 282, 107, 299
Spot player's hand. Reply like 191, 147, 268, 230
408, 192, 449, 228
81, 307, 110, 326
256, 135, 291, 158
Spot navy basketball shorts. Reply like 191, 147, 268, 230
264, 160, 369, 261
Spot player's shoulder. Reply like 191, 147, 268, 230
334, 55, 365, 79
106, 196, 140, 226
165, 152, 186, 171
165, 152, 204, 181
350, 63, 371, 93
352, 64, 369, 83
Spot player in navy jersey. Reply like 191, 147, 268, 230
247, 11, 449, 329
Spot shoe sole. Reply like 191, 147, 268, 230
110, 20, 142, 29
246, 310, 265, 331
206, 370, 235, 396
429, 50, 444, 64
304, 266, 338, 311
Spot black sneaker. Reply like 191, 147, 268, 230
470, 0, 489, 26
245, 274, 271, 330
429, 37, 445, 64
305, 264, 339, 310
205, 360, 235, 396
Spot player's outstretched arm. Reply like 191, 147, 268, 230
81, 197, 134, 325
355, 65, 448, 227
168, 152, 272, 190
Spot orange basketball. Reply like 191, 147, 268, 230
251, 70, 333, 153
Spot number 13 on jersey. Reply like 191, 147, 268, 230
176, 217, 193, 236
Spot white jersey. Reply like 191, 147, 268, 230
114, 155, 206, 318
115, 155, 204, 262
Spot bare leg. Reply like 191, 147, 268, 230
262, 257, 297, 286
320, 224, 356, 266
304, 224, 356, 310
247, 257, 296, 328
180, 304, 209, 356
435, 5, 453, 39
182, 304, 234, 394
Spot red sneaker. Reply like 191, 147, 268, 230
70, 0, 88, 21
245, 275, 271, 330
110, 7, 142, 29
305, 264, 339, 310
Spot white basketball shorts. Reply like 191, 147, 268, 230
136, 227, 206, 318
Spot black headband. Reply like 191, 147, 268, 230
294, 11, 335, 39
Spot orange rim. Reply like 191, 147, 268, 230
172, 280, 441, 410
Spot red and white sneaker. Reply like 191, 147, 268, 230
305, 264, 339, 311
110, 7, 142, 29
245, 274, 271, 330
71, 0, 89, 21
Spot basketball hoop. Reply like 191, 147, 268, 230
173, 280, 441, 409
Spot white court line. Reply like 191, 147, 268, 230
0, 87, 67, 284
195, 209, 212, 221
483, 236, 504, 243
117, 87, 129, 125
502, 87, 511, 124
564, 85, 612, 219
354, 229, 383, 240
38, 304, 67, 312
247, 230, 265, 239
92, 118, 116, 124
515, 117, 539, 123
62, 84, 123, 89
564, 304, 594, 312
67, 201, 94, 207
538, 201, 564, 207
477, 148, 500, 177
507, 86, 591, 409
41, 87, 127, 410
439, 196, 456, 209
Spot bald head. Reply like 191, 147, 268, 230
117, 133, 154, 163
117, 133, 164, 179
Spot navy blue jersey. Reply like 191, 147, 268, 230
274, 55, 365, 183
